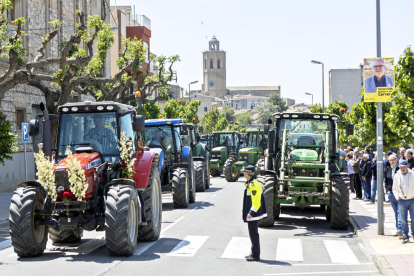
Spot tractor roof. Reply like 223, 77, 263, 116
272, 112, 339, 120
212, 131, 239, 134
145, 118, 183, 126
58, 101, 134, 113
246, 129, 264, 134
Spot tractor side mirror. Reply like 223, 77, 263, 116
180, 126, 189, 136
264, 124, 269, 135
133, 115, 145, 133
199, 126, 204, 133
29, 119, 39, 136
346, 124, 354, 136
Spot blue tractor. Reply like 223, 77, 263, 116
143, 119, 195, 208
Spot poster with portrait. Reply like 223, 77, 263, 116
363, 57, 394, 102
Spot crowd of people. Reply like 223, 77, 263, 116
345, 146, 414, 244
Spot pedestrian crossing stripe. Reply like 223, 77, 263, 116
0, 236, 363, 264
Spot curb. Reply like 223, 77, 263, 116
349, 215, 397, 276
0, 220, 9, 228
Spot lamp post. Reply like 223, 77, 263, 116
188, 80, 198, 101
305, 92, 313, 106
311, 60, 324, 113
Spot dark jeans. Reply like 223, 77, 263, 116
349, 173, 355, 193
362, 177, 371, 199
388, 192, 402, 232
398, 198, 414, 237
353, 173, 362, 198
248, 221, 260, 258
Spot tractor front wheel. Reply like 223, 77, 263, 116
210, 169, 221, 177
105, 184, 139, 256
172, 168, 189, 208
329, 174, 350, 230
9, 186, 49, 257
258, 175, 276, 227
223, 156, 239, 182
255, 158, 265, 177
195, 161, 205, 192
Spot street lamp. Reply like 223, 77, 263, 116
311, 60, 324, 113
188, 80, 198, 101
305, 92, 313, 106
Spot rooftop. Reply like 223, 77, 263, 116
227, 86, 280, 91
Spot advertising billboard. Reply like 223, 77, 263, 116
363, 57, 394, 102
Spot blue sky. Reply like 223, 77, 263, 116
112, 0, 414, 105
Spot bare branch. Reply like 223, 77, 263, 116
0, 20, 24, 83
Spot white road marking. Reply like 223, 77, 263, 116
264, 271, 378, 275
276, 238, 303, 262
167, 235, 209, 257
211, 194, 217, 198
133, 235, 164, 256
0, 239, 12, 250
266, 263, 376, 267
323, 240, 359, 264
191, 206, 200, 211
65, 236, 106, 256
160, 216, 185, 234
220, 237, 251, 259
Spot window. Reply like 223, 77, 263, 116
210, 59, 213, 69
204, 107, 208, 112
16, 108, 26, 129
204, 58, 206, 69
217, 59, 221, 69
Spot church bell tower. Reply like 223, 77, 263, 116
202, 36, 226, 97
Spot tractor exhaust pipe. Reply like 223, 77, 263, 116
40, 102, 52, 160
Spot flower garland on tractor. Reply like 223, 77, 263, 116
33, 146, 57, 201
118, 128, 136, 179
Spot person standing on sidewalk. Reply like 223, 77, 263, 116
368, 154, 377, 204
404, 149, 414, 169
346, 152, 355, 193
385, 154, 403, 237
351, 148, 363, 200
392, 159, 414, 244
398, 147, 406, 161
361, 154, 372, 201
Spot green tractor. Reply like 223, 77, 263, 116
258, 112, 352, 229
209, 131, 242, 177
223, 129, 267, 182
179, 123, 210, 192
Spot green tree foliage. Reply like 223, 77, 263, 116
137, 103, 160, 119
236, 112, 252, 126
267, 93, 289, 112
201, 107, 228, 133
162, 99, 201, 126
220, 105, 236, 123
227, 123, 246, 133
0, 112, 17, 165
254, 102, 278, 124
395, 46, 414, 102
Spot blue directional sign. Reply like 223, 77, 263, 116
22, 123, 29, 143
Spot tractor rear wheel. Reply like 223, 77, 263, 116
49, 228, 83, 243
9, 187, 48, 257
172, 168, 189, 208
105, 185, 139, 256
329, 174, 350, 230
195, 161, 205, 192
255, 158, 265, 177
189, 160, 196, 203
258, 175, 276, 227
224, 156, 239, 182
210, 169, 221, 177
139, 163, 162, 241
204, 158, 210, 189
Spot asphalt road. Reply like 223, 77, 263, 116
0, 175, 380, 276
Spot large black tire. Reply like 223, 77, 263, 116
255, 158, 265, 177
258, 175, 276, 227
49, 228, 83, 243
9, 187, 48, 257
223, 156, 239, 182
210, 168, 221, 177
105, 184, 139, 256
329, 174, 350, 230
204, 158, 210, 189
172, 168, 189, 208
139, 164, 162, 241
189, 160, 196, 203
195, 161, 205, 192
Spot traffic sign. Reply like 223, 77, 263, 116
22, 123, 29, 143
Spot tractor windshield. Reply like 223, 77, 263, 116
57, 112, 119, 162
278, 119, 331, 148
247, 133, 258, 147
213, 133, 234, 147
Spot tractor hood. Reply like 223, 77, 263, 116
212, 146, 227, 152
54, 152, 102, 198
239, 147, 260, 153
290, 149, 319, 161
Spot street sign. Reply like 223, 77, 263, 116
22, 123, 29, 143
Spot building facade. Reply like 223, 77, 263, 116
329, 68, 363, 109
224, 95, 268, 110
0, 0, 110, 192
202, 36, 226, 97
227, 86, 281, 97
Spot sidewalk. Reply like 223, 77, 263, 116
349, 195, 414, 276
0, 193, 12, 228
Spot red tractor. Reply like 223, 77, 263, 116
9, 101, 162, 256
